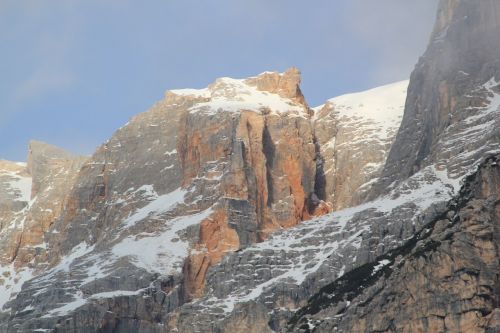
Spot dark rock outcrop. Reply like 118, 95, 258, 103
1, 1, 499, 332
289, 155, 500, 333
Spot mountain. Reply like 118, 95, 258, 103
288, 155, 500, 332
0, 142, 86, 313
0, 69, 402, 332
314, 80, 407, 210
1, 0, 499, 332
371, 0, 500, 197
288, 0, 500, 331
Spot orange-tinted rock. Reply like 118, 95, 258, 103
310, 200, 333, 217
0, 142, 86, 269
186, 207, 240, 298
176, 72, 320, 296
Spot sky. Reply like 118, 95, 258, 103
0, 0, 438, 161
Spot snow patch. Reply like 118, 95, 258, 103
90, 289, 144, 299
0, 170, 32, 202
315, 80, 408, 140
0, 264, 33, 309
170, 77, 307, 116
372, 259, 391, 275
113, 208, 213, 274
122, 187, 187, 228
42, 291, 87, 318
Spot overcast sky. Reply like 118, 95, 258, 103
0, 0, 438, 161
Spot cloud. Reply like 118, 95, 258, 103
13, 67, 75, 103
343, 0, 438, 83
0, 0, 440, 161
2, 2, 80, 109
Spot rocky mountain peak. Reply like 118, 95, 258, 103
26, 140, 86, 198
27, 140, 76, 170
244, 67, 306, 104
1, 2, 499, 330
370, 0, 500, 197
432, 0, 500, 41
164, 68, 309, 117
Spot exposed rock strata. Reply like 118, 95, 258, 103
167, 1, 500, 331
372, 0, 500, 197
313, 81, 407, 210
0, 67, 403, 332
289, 155, 500, 333
2, 1, 499, 330
0, 142, 86, 316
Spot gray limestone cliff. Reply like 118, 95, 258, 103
371, 0, 500, 197
288, 155, 500, 333
1, 0, 499, 332
0, 68, 395, 332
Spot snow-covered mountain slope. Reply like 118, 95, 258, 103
287, 155, 500, 333
172, 143, 465, 333
2, 1, 500, 330
171, 74, 500, 331
172, 1, 500, 332
316, 80, 407, 139
0, 69, 408, 332
0, 69, 316, 332
169, 74, 308, 116
0, 144, 86, 313
313, 80, 408, 210
0, 162, 31, 206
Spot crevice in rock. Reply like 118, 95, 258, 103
10, 233, 23, 263
312, 129, 326, 202
288, 154, 500, 331
176, 111, 201, 186
262, 118, 275, 207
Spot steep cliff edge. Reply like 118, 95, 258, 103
288, 155, 500, 333
314, 81, 407, 210
168, 1, 500, 331
0, 68, 399, 332
0, 142, 86, 314
2, 0, 499, 330
372, 0, 500, 197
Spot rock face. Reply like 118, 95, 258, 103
0, 66, 399, 332
372, 0, 500, 197
165, 0, 500, 331
0, 161, 30, 232
18, 142, 87, 265
0, 67, 402, 332
313, 81, 407, 210
288, 155, 500, 333
174, 69, 320, 296
0, 142, 86, 316
1, 0, 499, 331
